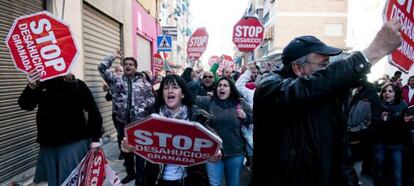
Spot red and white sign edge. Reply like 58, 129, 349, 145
5, 11, 80, 81
124, 113, 223, 167
383, 1, 412, 73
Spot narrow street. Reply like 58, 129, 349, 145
102, 139, 251, 186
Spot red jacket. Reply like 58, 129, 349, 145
402, 85, 414, 106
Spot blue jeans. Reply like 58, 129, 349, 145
374, 143, 403, 186
206, 154, 244, 186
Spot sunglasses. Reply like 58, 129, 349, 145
203, 76, 213, 79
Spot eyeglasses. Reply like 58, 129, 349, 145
203, 76, 213, 79
305, 61, 329, 68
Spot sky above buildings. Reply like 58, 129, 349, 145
189, 0, 250, 67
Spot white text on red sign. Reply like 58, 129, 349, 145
12, 18, 66, 76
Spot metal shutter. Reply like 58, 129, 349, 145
0, 0, 44, 184
83, 3, 121, 137
137, 35, 152, 72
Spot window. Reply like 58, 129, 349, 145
323, 23, 343, 37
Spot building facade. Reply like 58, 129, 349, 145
0, 0, 189, 184
241, 0, 348, 71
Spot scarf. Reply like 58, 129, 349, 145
159, 105, 189, 120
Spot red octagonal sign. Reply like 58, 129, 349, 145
187, 27, 209, 61
384, 0, 414, 73
125, 114, 222, 167
5, 11, 79, 81
233, 17, 264, 52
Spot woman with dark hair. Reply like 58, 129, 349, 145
122, 74, 221, 186
181, 67, 194, 84
196, 77, 252, 186
372, 83, 408, 186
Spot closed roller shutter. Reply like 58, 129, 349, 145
0, 0, 44, 184
137, 35, 152, 72
83, 3, 121, 137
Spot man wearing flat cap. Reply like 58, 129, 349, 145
251, 20, 402, 186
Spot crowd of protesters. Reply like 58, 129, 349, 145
18, 19, 414, 186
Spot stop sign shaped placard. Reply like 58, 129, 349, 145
384, 0, 414, 73
233, 17, 264, 52
125, 114, 222, 167
208, 55, 219, 67
5, 11, 79, 81
187, 27, 209, 60
217, 55, 234, 76
152, 53, 163, 75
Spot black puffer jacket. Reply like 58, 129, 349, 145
251, 52, 371, 186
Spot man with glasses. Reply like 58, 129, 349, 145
251, 20, 402, 186
188, 71, 215, 98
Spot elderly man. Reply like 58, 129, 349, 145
251, 20, 402, 186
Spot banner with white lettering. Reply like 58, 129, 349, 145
125, 114, 222, 167
62, 148, 121, 186
384, 0, 414, 72
5, 11, 79, 81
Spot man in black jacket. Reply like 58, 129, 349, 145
251, 20, 402, 186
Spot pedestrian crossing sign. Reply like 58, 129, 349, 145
157, 35, 172, 52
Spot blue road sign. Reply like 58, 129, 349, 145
157, 35, 172, 52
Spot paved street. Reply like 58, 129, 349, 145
101, 139, 251, 186
102, 140, 373, 186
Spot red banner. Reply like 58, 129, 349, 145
5, 11, 79, 81
384, 0, 414, 73
62, 148, 121, 186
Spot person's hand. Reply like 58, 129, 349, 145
102, 81, 109, 91
207, 149, 222, 162
27, 69, 41, 89
404, 115, 414, 123
363, 19, 402, 64
237, 109, 246, 120
381, 112, 390, 121
114, 49, 123, 59
121, 137, 135, 153
90, 142, 101, 149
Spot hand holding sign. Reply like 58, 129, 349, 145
121, 137, 135, 153
383, 0, 414, 72
27, 69, 41, 89
206, 149, 222, 162
125, 114, 222, 167
363, 19, 402, 64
